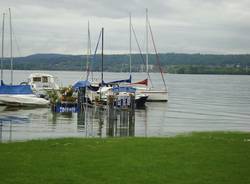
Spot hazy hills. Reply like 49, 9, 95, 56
2, 53, 250, 74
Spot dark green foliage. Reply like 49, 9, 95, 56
0, 132, 250, 184
166, 65, 250, 74
2, 53, 250, 74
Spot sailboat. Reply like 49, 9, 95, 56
0, 9, 49, 107
74, 26, 147, 107
129, 9, 168, 102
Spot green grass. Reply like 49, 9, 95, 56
0, 132, 250, 184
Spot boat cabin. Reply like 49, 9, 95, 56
28, 73, 59, 91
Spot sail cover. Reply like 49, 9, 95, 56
73, 80, 91, 90
103, 75, 131, 85
132, 78, 148, 86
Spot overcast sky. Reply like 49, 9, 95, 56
1, 0, 250, 56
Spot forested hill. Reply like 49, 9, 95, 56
2, 53, 250, 74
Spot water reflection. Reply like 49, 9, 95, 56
0, 105, 136, 142
106, 109, 135, 137
0, 120, 12, 142
76, 106, 135, 138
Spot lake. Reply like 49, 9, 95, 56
0, 70, 250, 141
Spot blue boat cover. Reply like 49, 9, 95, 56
103, 75, 131, 85
73, 80, 91, 90
0, 80, 33, 94
112, 86, 136, 93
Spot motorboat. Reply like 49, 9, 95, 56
0, 10, 49, 107
27, 73, 60, 93
98, 86, 148, 108
134, 93, 149, 107
0, 81, 49, 107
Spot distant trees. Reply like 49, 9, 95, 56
2, 53, 250, 74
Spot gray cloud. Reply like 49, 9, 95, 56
0, 0, 250, 56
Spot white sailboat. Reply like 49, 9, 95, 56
130, 9, 168, 102
0, 9, 49, 107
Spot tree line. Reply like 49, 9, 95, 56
1, 53, 250, 74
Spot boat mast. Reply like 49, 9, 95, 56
131, 23, 153, 87
101, 27, 104, 84
99, 27, 104, 101
145, 8, 149, 74
86, 21, 90, 80
129, 12, 132, 74
1, 13, 5, 82
88, 22, 92, 80
9, 8, 13, 85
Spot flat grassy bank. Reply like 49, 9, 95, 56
0, 132, 250, 184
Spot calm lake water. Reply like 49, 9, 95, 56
0, 70, 250, 141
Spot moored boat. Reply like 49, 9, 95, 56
128, 9, 168, 102
136, 87, 168, 102
0, 10, 49, 107
24, 73, 60, 98
99, 86, 148, 108
28, 73, 60, 92
0, 81, 49, 107
130, 79, 168, 102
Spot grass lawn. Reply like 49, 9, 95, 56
0, 132, 250, 184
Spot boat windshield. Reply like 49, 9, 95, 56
42, 76, 48, 83
33, 77, 41, 82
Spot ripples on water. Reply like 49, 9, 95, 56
0, 70, 250, 141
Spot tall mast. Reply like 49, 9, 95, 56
145, 8, 149, 74
9, 8, 13, 85
88, 21, 92, 79
129, 12, 132, 74
1, 13, 5, 82
101, 27, 104, 84
99, 27, 104, 101
86, 21, 90, 79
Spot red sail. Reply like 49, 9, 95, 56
132, 79, 148, 86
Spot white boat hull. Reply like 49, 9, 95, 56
0, 94, 49, 107
136, 88, 168, 102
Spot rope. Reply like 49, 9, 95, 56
131, 24, 153, 88
148, 20, 167, 90
86, 30, 102, 81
